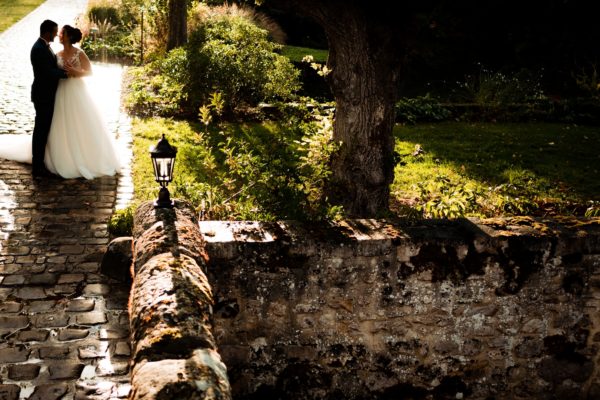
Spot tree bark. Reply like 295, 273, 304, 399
167, 0, 188, 50
325, 13, 401, 217
285, 1, 404, 217
267, 0, 406, 217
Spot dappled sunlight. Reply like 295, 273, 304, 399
392, 122, 600, 217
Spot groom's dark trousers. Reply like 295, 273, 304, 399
30, 38, 67, 173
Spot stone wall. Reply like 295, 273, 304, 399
129, 201, 231, 400
200, 217, 600, 399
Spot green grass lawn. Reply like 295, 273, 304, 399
281, 45, 328, 63
393, 122, 600, 217
131, 118, 599, 220
0, 0, 45, 33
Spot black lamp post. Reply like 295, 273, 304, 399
150, 134, 177, 208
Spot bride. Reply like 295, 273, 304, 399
0, 25, 122, 180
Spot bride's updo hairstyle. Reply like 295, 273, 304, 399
63, 25, 82, 44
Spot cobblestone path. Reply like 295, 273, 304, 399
0, 1, 134, 399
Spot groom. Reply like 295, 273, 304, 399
30, 19, 68, 177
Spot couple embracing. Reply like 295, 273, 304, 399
0, 19, 121, 180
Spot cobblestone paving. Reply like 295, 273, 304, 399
0, 1, 134, 399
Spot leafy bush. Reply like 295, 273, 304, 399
186, 14, 300, 113
108, 205, 135, 236
457, 67, 546, 106
414, 174, 481, 219
79, 0, 140, 63
88, 5, 120, 25
125, 13, 300, 117
124, 48, 188, 116
585, 201, 600, 218
131, 105, 340, 221
396, 94, 451, 124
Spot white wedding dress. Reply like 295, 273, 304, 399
0, 48, 122, 179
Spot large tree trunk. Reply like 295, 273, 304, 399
167, 0, 188, 50
270, 0, 406, 217
323, 11, 402, 217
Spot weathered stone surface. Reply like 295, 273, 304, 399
29, 273, 58, 285
8, 363, 41, 380
32, 313, 70, 328
39, 346, 71, 359
201, 218, 600, 399
48, 362, 85, 379
133, 201, 207, 269
538, 355, 594, 383
14, 287, 46, 299
130, 200, 230, 399
0, 384, 20, 400
100, 236, 133, 283
130, 253, 215, 362
28, 383, 68, 400
0, 315, 28, 329
58, 328, 89, 341
74, 381, 115, 400
17, 329, 49, 342
0, 346, 29, 363
114, 341, 131, 357
0, 301, 21, 313
129, 350, 231, 400
83, 283, 111, 296
66, 298, 95, 312
76, 311, 107, 325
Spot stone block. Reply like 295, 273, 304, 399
0, 384, 20, 400
0, 315, 28, 329
0, 346, 29, 363
39, 346, 71, 359
100, 236, 133, 283
17, 329, 49, 342
29, 273, 58, 285
28, 383, 68, 400
47, 362, 85, 380
0, 301, 22, 313
66, 298, 95, 312
129, 349, 231, 400
58, 328, 89, 341
76, 312, 107, 325
7, 363, 41, 380
32, 312, 70, 328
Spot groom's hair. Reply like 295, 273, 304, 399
40, 20, 58, 36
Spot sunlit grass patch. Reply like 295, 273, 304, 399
392, 122, 600, 217
0, 0, 45, 33
281, 45, 328, 63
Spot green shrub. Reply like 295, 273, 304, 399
81, 29, 135, 62
132, 105, 340, 221
124, 48, 188, 116
414, 174, 481, 219
457, 67, 546, 106
108, 205, 135, 236
186, 14, 300, 113
88, 5, 120, 25
396, 94, 451, 124
126, 13, 300, 118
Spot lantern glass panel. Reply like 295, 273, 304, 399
152, 157, 174, 186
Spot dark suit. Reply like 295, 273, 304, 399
30, 38, 67, 172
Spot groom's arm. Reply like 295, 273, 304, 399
31, 45, 68, 80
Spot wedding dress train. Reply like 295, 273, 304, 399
0, 48, 122, 179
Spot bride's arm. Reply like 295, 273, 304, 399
66, 50, 93, 77
78, 51, 93, 76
